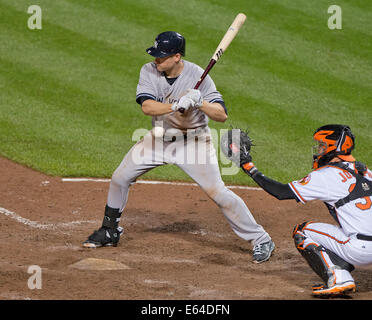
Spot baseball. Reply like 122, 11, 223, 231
152, 126, 165, 138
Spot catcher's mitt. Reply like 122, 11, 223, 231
220, 128, 253, 167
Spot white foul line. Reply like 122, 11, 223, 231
0, 207, 97, 230
61, 178, 261, 191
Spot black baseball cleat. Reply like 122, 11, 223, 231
83, 226, 124, 248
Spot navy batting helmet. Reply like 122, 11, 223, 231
146, 31, 185, 58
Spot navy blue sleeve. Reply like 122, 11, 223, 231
136, 94, 156, 105
211, 99, 228, 115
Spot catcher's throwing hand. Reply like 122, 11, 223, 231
220, 128, 257, 175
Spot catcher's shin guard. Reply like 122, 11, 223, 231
292, 222, 355, 289
295, 241, 332, 285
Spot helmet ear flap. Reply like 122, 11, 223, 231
341, 135, 354, 154
336, 126, 355, 155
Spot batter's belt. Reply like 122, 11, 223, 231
165, 126, 210, 142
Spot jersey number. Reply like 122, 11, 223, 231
339, 171, 353, 182
348, 183, 372, 211
356, 197, 372, 211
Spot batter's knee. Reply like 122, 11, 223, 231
110, 169, 134, 188
201, 183, 226, 202
111, 170, 123, 187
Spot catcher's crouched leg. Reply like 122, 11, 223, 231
83, 205, 124, 248
292, 222, 355, 296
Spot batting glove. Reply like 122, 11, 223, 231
177, 95, 194, 111
185, 89, 203, 108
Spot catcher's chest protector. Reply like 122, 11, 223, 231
327, 162, 372, 208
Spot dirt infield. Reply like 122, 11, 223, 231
1, 156, 372, 300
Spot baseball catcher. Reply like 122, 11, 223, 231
221, 125, 372, 297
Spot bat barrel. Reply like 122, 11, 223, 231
178, 13, 246, 114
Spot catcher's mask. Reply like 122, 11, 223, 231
312, 124, 355, 169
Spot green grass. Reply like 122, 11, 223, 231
1, 0, 371, 185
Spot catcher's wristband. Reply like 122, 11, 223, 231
242, 162, 258, 177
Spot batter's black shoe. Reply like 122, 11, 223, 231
83, 226, 124, 248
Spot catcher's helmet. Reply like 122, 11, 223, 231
146, 31, 185, 58
312, 124, 355, 169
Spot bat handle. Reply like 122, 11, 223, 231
178, 59, 216, 114
193, 81, 202, 90
177, 82, 200, 114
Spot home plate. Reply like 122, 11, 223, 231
69, 258, 130, 270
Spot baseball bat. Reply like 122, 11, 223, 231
179, 13, 246, 113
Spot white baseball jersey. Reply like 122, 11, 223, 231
136, 60, 224, 131
289, 162, 372, 237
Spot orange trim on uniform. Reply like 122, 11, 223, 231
289, 182, 307, 203
301, 242, 319, 250
303, 227, 350, 244
303, 221, 314, 229
324, 165, 346, 171
349, 183, 356, 192
296, 238, 306, 250
312, 284, 324, 290
312, 283, 356, 295
293, 221, 314, 237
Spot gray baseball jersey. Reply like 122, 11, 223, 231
136, 60, 224, 131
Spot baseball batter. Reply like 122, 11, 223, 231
83, 31, 275, 263
224, 124, 372, 296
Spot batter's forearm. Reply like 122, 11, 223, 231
141, 99, 173, 116
200, 102, 228, 122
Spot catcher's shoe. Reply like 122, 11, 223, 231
312, 281, 356, 297
83, 226, 124, 248
253, 240, 275, 264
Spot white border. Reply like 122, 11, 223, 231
61, 178, 261, 191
